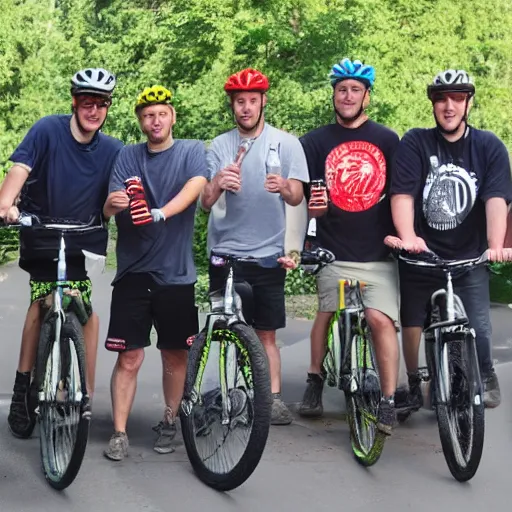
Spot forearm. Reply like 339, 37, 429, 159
280, 179, 303, 206
0, 165, 30, 212
102, 201, 118, 220
486, 197, 508, 249
200, 177, 223, 211
162, 177, 208, 218
390, 194, 416, 239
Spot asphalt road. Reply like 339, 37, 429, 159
0, 262, 511, 511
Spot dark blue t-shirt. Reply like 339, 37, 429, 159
109, 140, 209, 286
390, 126, 512, 259
10, 115, 123, 271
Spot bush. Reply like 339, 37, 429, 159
285, 266, 317, 296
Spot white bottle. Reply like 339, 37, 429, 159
266, 144, 281, 176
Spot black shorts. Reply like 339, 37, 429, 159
105, 273, 199, 352
208, 258, 286, 332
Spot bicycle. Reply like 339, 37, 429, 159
180, 253, 272, 491
300, 245, 387, 467
384, 235, 488, 482
1, 213, 105, 490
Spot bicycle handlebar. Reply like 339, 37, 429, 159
0, 213, 105, 233
383, 236, 489, 271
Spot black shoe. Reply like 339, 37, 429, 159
298, 373, 324, 418
377, 397, 396, 435
7, 371, 37, 438
483, 369, 501, 409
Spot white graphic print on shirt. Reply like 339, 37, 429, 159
422, 155, 478, 231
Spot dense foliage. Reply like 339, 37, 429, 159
1, 0, 512, 297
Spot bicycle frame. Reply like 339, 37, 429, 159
182, 258, 254, 425
326, 279, 368, 391
397, 250, 487, 408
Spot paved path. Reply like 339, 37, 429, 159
0, 263, 510, 511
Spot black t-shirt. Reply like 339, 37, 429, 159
390, 126, 512, 259
300, 120, 400, 261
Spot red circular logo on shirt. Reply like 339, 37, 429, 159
325, 141, 387, 212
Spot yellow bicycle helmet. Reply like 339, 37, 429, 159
135, 85, 173, 112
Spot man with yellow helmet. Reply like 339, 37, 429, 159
102, 85, 208, 460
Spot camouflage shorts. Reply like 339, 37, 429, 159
29, 279, 93, 318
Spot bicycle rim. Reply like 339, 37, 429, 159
436, 338, 484, 481
181, 324, 271, 491
346, 333, 385, 466
38, 314, 89, 489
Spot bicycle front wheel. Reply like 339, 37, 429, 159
435, 331, 484, 482
180, 322, 272, 491
345, 329, 386, 467
36, 312, 90, 491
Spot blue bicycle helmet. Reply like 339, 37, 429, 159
330, 58, 375, 88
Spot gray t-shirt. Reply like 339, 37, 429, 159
206, 123, 309, 258
109, 140, 208, 285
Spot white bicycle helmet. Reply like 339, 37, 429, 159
71, 68, 116, 98
427, 69, 475, 100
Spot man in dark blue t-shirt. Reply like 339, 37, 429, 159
102, 85, 208, 461
390, 69, 512, 410
0, 67, 123, 438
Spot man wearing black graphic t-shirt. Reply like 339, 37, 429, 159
390, 69, 512, 410
298, 58, 400, 435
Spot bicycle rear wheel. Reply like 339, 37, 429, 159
180, 322, 272, 491
36, 311, 90, 490
435, 331, 484, 482
345, 327, 386, 467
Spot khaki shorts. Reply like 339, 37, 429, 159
316, 259, 400, 325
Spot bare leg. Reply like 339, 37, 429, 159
255, 329, 280, 394
82, 312, 99, 398
160, 349, 188, 421
402, 327, 423, 373
17, 302, 41, 372
309, 311, 333, 374
111, 348, 145, 433
365, 308, 399, 397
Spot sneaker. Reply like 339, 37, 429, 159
298, 373, 324, 418
483, 369, 501, 409
228, 388, 249, 428
7, 371, 37, 439
194, 387, 249, 435
153, 420, 177, 454
104, 431, 129, 461
271, 395, 293, 425
377, 397, 396, 435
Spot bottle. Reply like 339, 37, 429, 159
309, 179, 328, 210
266, 143, 281, 176
124, 176, 153, 226
57, 237, 66, 282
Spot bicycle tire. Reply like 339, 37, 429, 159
345, 330, 386, 467
435, 332, 484, 482
180, 322, 272, 491
36, 311, 90, 491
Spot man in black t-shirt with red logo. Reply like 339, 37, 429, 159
298, 58, 401, 435
390, 69, 512, 410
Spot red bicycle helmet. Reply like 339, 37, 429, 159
224, 68, 269, 93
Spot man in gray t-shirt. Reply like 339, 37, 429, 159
201, 68, 309, 426
102, 85, 208, 461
